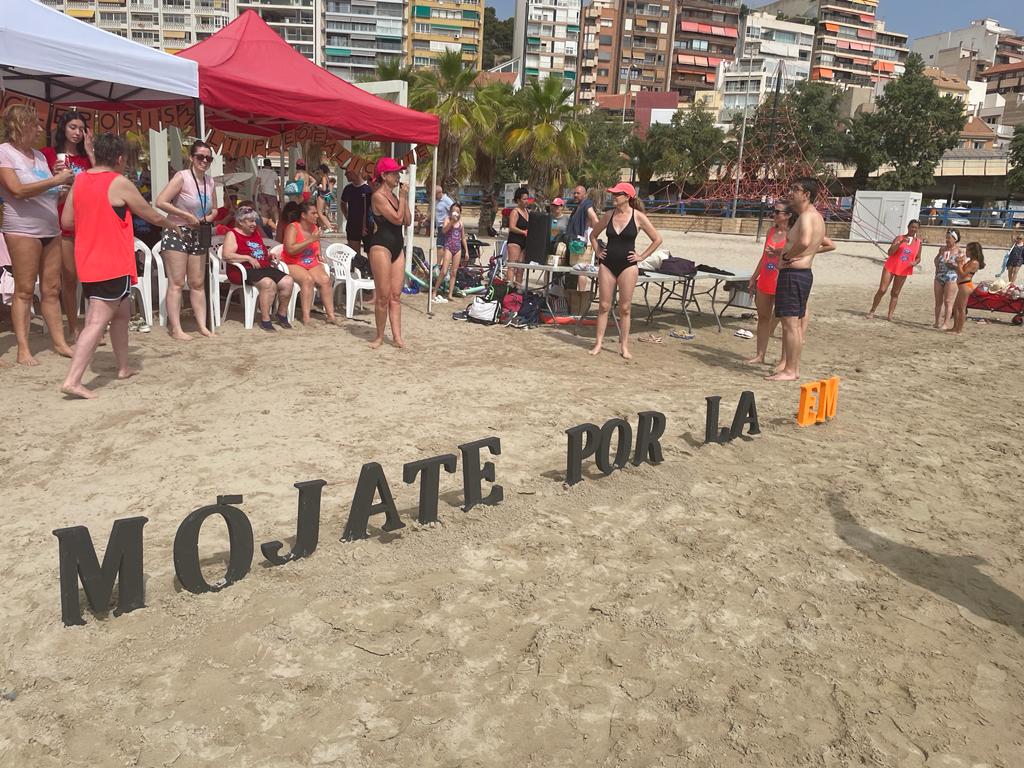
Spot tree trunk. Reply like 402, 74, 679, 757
477, 186, 497, 237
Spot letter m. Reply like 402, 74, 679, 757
52, 517, 148, 627
818, 377, 839, 422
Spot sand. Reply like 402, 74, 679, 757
1, 230, 1022, 767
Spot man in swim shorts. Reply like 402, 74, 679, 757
767, 177, 826, 382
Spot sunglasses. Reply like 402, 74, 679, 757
193, 154, 213, 163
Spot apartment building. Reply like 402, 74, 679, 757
513, 0, 582, 101
38, 0, 234, 54
717, 10, 813, 121
407, 0, 485, 70
671, 0, 741, 102
577, 0, 621, 106
914, 18, 1024, 76
322, 0, 405, 80
236, 0, 318, 62
759, 0, 908, 89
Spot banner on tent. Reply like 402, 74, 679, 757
0, 93, 195, 135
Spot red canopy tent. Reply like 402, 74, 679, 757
176, 11, 438, 145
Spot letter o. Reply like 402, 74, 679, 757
98, 112, 118, 132
173, 503, 254, 594
596, 418, 633, 475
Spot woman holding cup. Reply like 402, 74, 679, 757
41, 110, 95, 342
156, 141, 218, 340
0, 104, 75, 365
867, 219, 922, 321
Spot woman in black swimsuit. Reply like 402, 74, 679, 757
366, 157, 411, 349
588, 182, 662, 359
506, 186, 530, 289
949, 241, 984, 335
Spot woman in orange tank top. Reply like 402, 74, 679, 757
59, 134, 173, 399
745, 204, 790, 365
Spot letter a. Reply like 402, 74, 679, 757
730, 390, 761, 439
341, 463, 405, 541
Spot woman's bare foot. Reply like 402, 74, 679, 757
743, 355, 765, 365
391, 338, 405, 349
864, 312, 874, 319
117, 367, 140, 380
197, 327, 214, 338
620, 346, 632, 360
53, 343, 74, 358
588, 343, 603, 356
17, 351, 40, 366
765, 371, 799, 382
169, 329, 192, 341
368, 337, 384, 349
61, 383, 96, 399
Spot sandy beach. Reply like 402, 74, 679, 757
1, 230, 1022, 767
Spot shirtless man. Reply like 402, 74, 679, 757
766, 177, 826, 382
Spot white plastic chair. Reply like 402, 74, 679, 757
153, 238, 219, 329
323, 242, 374, 319
131, 238, 154, 327
213, 244, 299, 329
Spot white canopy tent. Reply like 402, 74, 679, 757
0, 0, 198, 104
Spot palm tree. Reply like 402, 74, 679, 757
468, 82, 515, 235
505, 77, 587, 199
357, 56, 414, 85
410, 51, 492, 190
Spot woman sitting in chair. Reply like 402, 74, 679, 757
282, 201, 337, 325
222, 205, 294, 331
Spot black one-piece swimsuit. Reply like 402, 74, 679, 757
603, 211, 638, 278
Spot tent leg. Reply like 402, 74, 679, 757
428, 146, 438, 317
194, 98, 205, 139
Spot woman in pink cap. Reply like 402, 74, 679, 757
588, 182, 662, 359
366, 157, 410, 348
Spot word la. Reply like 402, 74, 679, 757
704, 391, 760, 444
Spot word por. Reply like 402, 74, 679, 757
564, 411, 667, 486
797, 377, 840, 426
52, 438, 502, 627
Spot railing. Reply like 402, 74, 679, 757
917, 206, 1024, 229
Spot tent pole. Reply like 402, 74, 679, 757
194, 98, 205, 139
428, 146, 438, 317
279, 131, 286, 206
407, 144, 420, 315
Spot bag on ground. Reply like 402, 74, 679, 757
468, 296, 501, 325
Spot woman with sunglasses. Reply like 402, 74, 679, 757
156, 141, 218, 340
744, 204, 791, 365
41, 110, 95, 343
588, 182, 662, 359
932, 229, 961, 330
866, 219, 921, 321
366, 157, 410, 349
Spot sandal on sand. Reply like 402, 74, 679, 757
734, 329, 754, 339
638, 334, 663, 344
669, 330, 695, 340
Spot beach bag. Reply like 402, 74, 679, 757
658, 256, 696, 277
509, 292, 542, 328
468, 296, 500, 325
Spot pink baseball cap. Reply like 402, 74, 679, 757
373, 157, 405, 180
607, 182, 636, 198
552, 197, 565, 206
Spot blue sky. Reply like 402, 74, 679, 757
486, 1, 1024, 43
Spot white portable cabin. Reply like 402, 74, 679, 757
850, 191, 923, 242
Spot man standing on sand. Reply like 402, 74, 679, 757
767, 177, 826, 383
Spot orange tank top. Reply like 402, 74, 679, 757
72, 171, 136, 284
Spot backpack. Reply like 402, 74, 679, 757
502, 292, 523, 314
485, 280, 510, 302
509, 292, 542, 328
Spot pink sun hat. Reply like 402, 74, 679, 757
607, 182, 637, 198
373, 157, 405, 181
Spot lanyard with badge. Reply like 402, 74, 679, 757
191, 169, 213, 249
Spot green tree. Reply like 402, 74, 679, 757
357, 56, 414, 84
625, 131, 665, 193
505, 77, 587, 197
842, 111, 887, 189
870, 52, 966, 190
573, 110, 632, 189
410, 51, 492, 190
469, 83, 517, 235
651, 104, 725, 189
482, 8, 515, 70
1006, 124, 1024, 198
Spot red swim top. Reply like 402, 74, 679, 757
41, 147, 92, 237
883, 236, 921, 278
281, 222, 320, 268
756, 226, 786, 295
72, 171, 136, 284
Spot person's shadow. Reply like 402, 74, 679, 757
829, 493, 1024, 638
